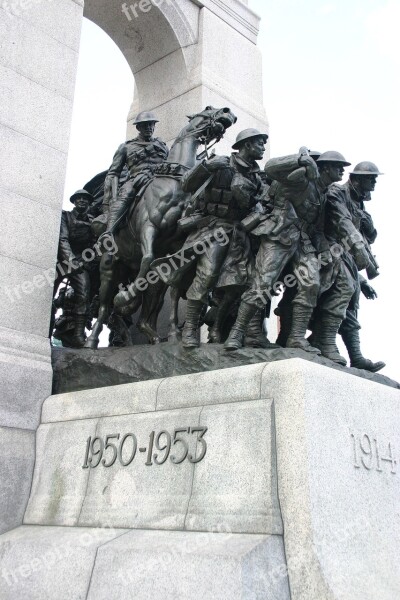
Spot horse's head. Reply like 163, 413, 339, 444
185, 106, 237, 145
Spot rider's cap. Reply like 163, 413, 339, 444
133, 111, 159, 125
232, 128, 269, 150
70, 189, 94, 204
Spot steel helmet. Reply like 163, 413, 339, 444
350, 161, 383, 176
133, 111, 159, 125
317, 151, 351, 166
232, 128, 269, 150
70, 189, 94, 204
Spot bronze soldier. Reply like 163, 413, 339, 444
179, 128, 269, 348
320, 161, 385, 371
102, 111, 169, 236
54, 189, 95, 347
225, 149, 351, 353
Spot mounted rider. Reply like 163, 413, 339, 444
102, 111, 169, 236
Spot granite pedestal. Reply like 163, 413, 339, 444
1, 358, 399, 599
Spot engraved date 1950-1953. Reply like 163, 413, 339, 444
351, 433, 397, 475
82, 427, 208, 469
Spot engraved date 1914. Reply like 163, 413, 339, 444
351, 433, 397, 475
82, 427, 208, 469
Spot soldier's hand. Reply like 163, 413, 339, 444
353, 242, 370, 271
361, 281, 377, 299
298, 154, 319, 180
205, 155, 230, 172
319, 250, 333, 268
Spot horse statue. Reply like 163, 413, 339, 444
84, 106, 237, 349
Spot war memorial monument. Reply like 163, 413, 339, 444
0, 0, 399, 598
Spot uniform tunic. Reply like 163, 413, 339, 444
242, 154, 328, 310
179, 154, 261, 303
57, 208, 94, 314
326, 181, 377, 333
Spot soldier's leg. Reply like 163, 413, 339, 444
69, 270, 91, 348
183, 240, 228, 348
244, 304, 276, 348
339, 283, 385, 372
208, 287, 239, 344
313, 262, 356, 365
286, 251, 321, 354
106, 180, 136, 235
275, 284, 296, 347
225, 239, 295, 351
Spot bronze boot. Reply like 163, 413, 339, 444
286, 305, 321, 354
70, 315, 87, 348
341, 329, 385, 372
224, 302, 256, 351
313, 318, 347, 365
244, 309, 275, 348
182, 300, 204, 348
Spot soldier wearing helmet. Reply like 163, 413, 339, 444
54, 189, 95, 347
102, 111, 169, 236
171, 128, 269, 348
315, 161, 385, 371
225, 148, 350, 353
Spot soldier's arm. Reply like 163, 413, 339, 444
58, 212, 76, 263
181, 156, 229, 193
104, 143, 127, 207
327, 187, 363, 245
360, 209, 377, 244
326, 188, 370, 269
154, 138, 169, 159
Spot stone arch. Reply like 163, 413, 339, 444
84, 0, 200, 142
0, 0, 267, 534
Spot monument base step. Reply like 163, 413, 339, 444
0, 526, 290, 600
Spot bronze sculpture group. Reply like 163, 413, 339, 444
52, 107, 385, 373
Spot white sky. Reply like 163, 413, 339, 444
64, 0, 400, 381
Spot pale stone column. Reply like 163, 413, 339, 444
0, 0, 84, 533
126, 0, 268, 153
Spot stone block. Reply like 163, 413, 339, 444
25, 389, 280, 535
0, 427, 35, 534
185, 399, 283, 534
0, 188, 60, 269
200, 0, 260, 44
156, 362, 267, 411
78, 407, 201, 529
0, 64, 73, 154
24, 419, 98, 526
42, 378, 160, 423
0, 254, 54, 339
264, 359, 400, 600
1, 0, 83, 50
0, 327, 52, 430
200, 9, 265, 111
0, 525, 127, 600
0, 127, 68, 210
87, 529, 290, 600
0, 7, 79, 100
